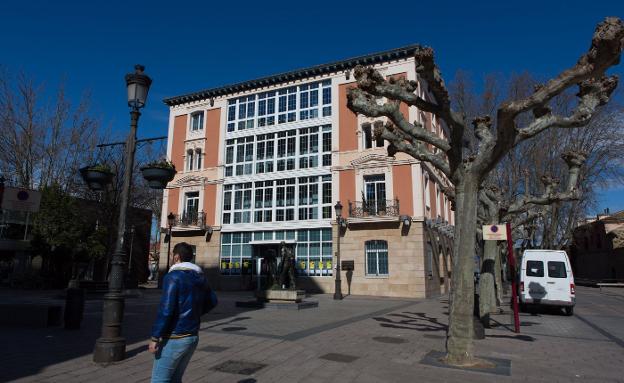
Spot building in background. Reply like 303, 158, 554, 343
570, 209, 624, 281
160, 45, 454, 298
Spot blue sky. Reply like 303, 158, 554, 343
1, 0, 623, 212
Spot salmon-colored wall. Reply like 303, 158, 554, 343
172, 115, 187, 171
203, 184, 217, 226
392, 165, 413, 216
205, 109, 221, 167
339, 84, 358, 152
168, 188, 180, 217
339, 169, 356, 208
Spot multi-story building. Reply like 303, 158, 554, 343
160, 45, 454, 298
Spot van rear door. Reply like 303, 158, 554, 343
523, 258, 547, 302
546, 259, 570, 303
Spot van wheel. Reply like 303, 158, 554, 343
564, 306, 574, 316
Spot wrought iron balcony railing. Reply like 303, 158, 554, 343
174, 211, 206, 229
348, 199, 400, 218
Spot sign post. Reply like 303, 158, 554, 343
482, 223, 520, 333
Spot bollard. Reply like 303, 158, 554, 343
64, 285, 85, 330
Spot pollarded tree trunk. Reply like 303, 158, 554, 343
479, 239, 498, 325
446, 175, 480, 364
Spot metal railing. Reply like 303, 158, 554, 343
174, 211, 206, 228
348, 199, 400, 218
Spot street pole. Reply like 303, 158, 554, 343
334, 201, 344, 300
93, 109, 140, 363
166, 223, 172, 272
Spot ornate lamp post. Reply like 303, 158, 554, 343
93, 65, 152, 363
334, 201, 346, 300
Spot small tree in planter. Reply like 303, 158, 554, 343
140, 159, 176, 189
79, 164, 114, 191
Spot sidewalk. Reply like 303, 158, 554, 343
2, 287, 623, 382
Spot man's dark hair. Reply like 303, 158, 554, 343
173, 242, 194, 262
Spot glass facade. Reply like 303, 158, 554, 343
224, 125, 331, 177
220, 229, 332, 276
222, 175, 332, 224
226, 80, 332, 132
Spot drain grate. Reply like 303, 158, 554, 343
372, 336, 408, 344
222, 326, 247, 332
199, 345, 229, 353
319, 353, 359, 363
210, 360, 267, 375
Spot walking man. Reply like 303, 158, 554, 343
149, 242, 216, 382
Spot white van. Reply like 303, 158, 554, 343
519, 250, 576, 315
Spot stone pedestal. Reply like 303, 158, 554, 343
236, 289, 318, 310
256, 289, 306, 303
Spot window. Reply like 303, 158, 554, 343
195, 148, 202, 170
366, 240, 388, 276
184, 191, 200, 222
223, 175, 332, 224
547, 261, 567, 278
226, 80, 331, 132
362, 122, 384, 149
296, 228, 333, 276
424, 175, 430, 213
186, 149, 194, 171
363, 174, 387, 215
190, 112, 204, 131
526, 260, 544, 277
220, 232, 252, 275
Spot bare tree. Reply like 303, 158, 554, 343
0, 70, 101, 190
347, 18, 623, 365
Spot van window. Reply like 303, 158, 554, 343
547, 261, 567, 278
526, 260, 544, 277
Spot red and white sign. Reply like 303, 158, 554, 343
482, 224, 507, 241
1, 187, 41, 213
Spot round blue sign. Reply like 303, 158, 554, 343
491, 225, 498, 233
17, 190, 29, 201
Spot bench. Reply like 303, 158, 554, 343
0, 303, 62, 327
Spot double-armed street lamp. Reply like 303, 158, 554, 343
93, 65, 152, 363
334, 201, 347, 300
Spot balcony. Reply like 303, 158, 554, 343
348, 199, 400, 222
173, 211, 206, 230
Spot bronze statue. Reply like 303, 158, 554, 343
278, 241, 296, 290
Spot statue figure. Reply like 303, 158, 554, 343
278, 241, 296, 290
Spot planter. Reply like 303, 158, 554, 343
79, 167, 114, 191
140, 166, 176, 189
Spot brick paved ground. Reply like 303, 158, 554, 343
1, 286, 624, 382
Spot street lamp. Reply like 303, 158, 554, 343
166, 212, 175, 272
93, 65, 152, 363
334, 201, 346, 300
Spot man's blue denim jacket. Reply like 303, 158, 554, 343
151, 263, 214, 340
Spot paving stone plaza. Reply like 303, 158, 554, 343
1, 286, 624, 382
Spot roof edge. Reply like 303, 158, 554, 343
163, 44, 422, 107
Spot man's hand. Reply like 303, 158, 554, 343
148, 340, 159, 354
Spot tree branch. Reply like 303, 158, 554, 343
374, 121, 452, 177
504, 151, 586, 217
347, 85, 451, 152
478, 17, 624, 177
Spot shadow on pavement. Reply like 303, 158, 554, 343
0, 282, 260, 382
372, 311, 447, 332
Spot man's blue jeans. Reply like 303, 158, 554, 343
151, 336, 199, 383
